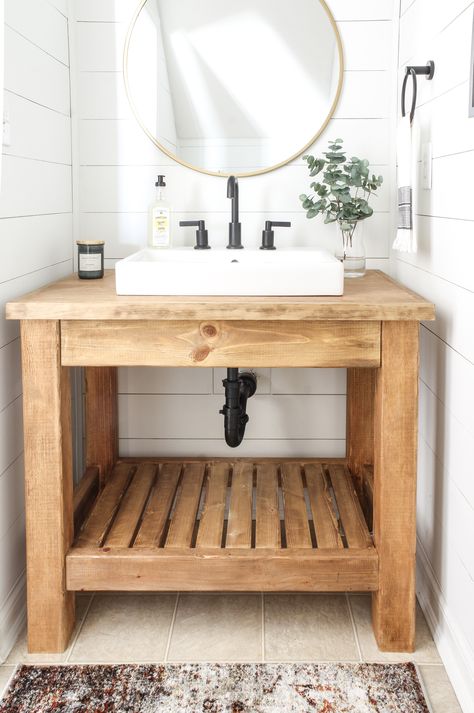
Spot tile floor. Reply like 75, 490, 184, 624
0, 593, 462, 712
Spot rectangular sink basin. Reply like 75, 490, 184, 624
115, 248, 344, 296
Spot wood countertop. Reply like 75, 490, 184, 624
6, 270, 435, 322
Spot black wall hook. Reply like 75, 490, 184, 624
401, 61, 435, 123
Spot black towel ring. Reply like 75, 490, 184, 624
401, 61, 435, 124
401, 68, 417, 123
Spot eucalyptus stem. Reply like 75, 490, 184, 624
299, 139, 383, 229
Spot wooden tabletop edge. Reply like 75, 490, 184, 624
4, 269, 436, 322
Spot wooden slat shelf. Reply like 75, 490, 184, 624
67, 459, 377, 593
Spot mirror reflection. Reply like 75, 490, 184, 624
125, 0, 342, 176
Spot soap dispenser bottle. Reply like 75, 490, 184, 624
149, 175, 171, 248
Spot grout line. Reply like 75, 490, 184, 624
421, 324, 474, 369
2, 152, 72, 168
415, 663, 436, 713
4, 89, 71, 119
0, 258, 72, 288
0, 393, 22, 416
0, 451, 24, 482
163, 593, 180, 663
46, 0, 67, 19
76, 20, 125, 24
346, 594, 363, 662
65, 594, 95, 663
394, 254, 474, 296
416, 211, 474, 224
81, 210, 391, 216
3, 657, 374, 666
5, 24, 70, 69
0, 212, 71, 221
261, 593, 265, 663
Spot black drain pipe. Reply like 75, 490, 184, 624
220, 369, 257, 447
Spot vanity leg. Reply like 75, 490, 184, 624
372, 321, 419, 652
85, 367, 118, 484
21, 320, 75, 652
346, 367, 375, 496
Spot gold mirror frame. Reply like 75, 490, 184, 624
123, 0, 344, 178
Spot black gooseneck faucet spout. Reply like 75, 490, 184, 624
227, 176, 243, 249
220, 369, 257, 447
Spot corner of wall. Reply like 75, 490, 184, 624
0, 573, 26, 663
417, 539, 474, 713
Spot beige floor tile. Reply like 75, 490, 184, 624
349, 594, 441, 663
418, 665, 463, 713
168, 594, 262, 662
69, 593, 176, 663
0, 667, 16, 698
5, 594, 93, 664
264, 594, 358, 662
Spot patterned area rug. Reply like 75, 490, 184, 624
0, 662, 429, 712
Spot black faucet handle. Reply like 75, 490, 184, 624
179, 220, 210, 250
260, 220, 291, 250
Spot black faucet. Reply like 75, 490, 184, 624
227, 176, 242, 249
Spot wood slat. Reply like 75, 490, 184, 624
134, 463, 181, 547
255, 464, 280, 548
165, 463, 205, 548
328, 465, 372, 548
67, 547, 379, 592
73, 466, 100, 536
305, 464, 343, 549
196, 463, 229, 548
75, 462, 134, 548
226, 463, 253, 548
362, 464, 374, 530
281, 464, 312, 548
105, 464, 156, 548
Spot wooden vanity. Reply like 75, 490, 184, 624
7, 270, 434, 654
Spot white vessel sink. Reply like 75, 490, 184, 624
115, 248, 344, 296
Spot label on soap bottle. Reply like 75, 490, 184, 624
152, 207, 170, 247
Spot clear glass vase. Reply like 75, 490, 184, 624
335, 219, 366, 278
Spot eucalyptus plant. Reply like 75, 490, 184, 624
299, 139, 383, 244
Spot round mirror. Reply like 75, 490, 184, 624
124, 0, 343, 177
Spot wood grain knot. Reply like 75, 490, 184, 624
201, 323, 218, 338
192, 346, 211, 362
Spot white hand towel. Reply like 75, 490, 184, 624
393, 115, 420, 253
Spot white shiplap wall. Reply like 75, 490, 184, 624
0, 0, 73, 662
72, 0, 397, 459
393, 1, 474, 710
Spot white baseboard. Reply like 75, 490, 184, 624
0, 571, 26, 663
417, 539, 474, 713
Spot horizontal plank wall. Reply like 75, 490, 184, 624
0, 0, 73, 662
71, 0, 397, 459
393, 1, 474, 709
